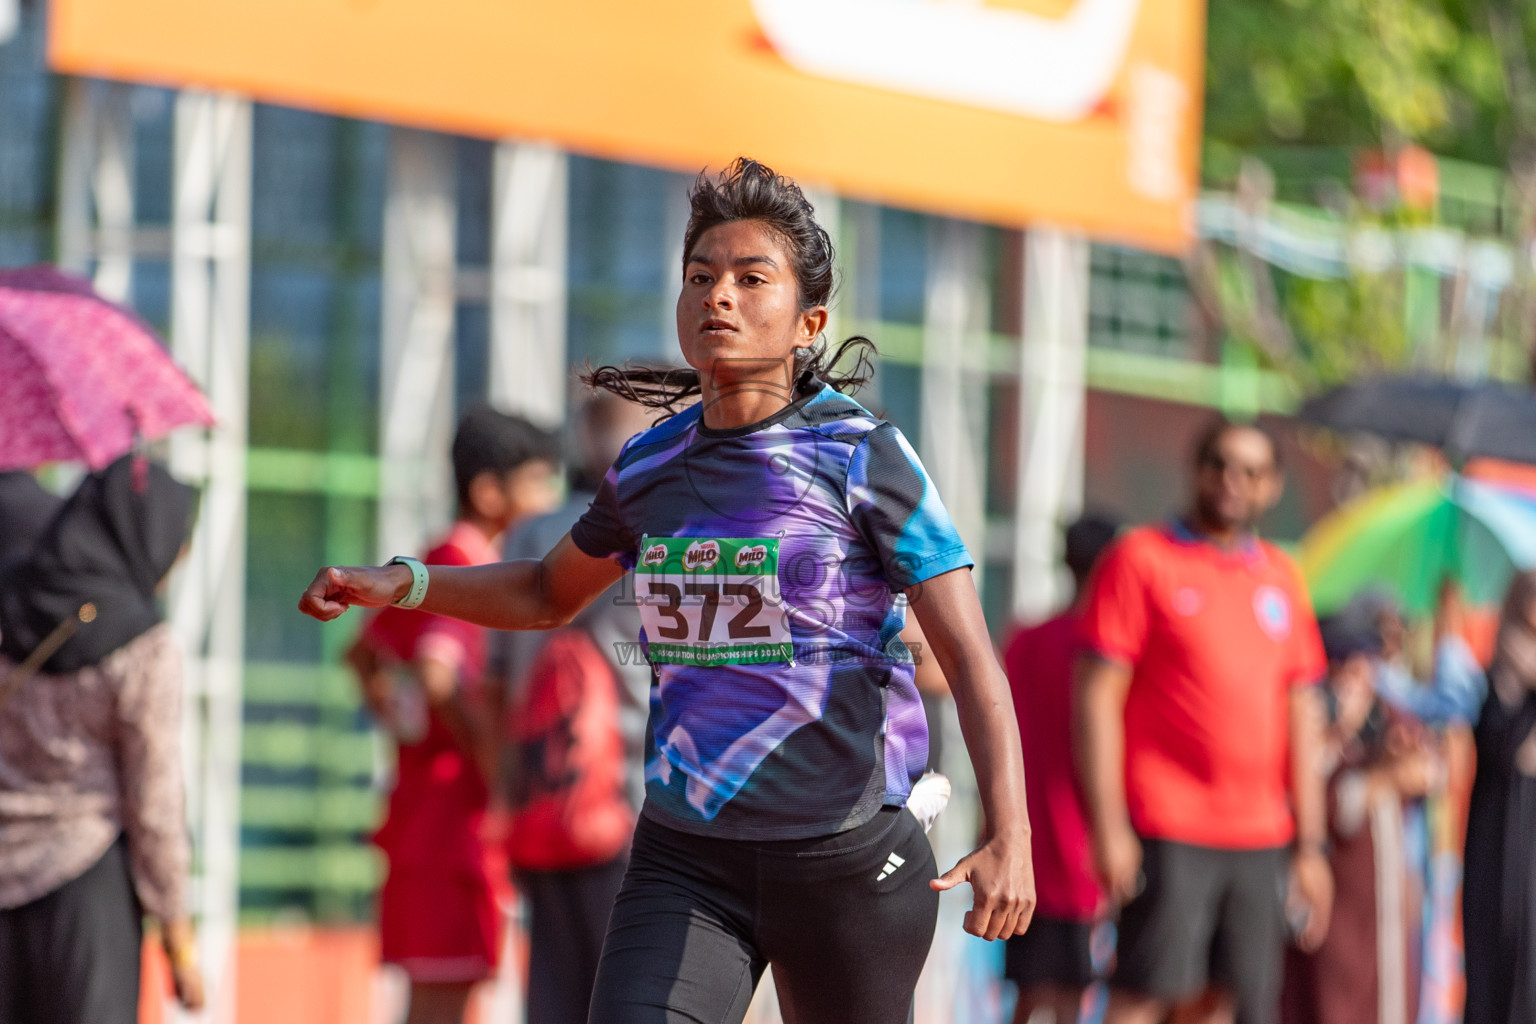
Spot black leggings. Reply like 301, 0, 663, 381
587, 806, 939, 1024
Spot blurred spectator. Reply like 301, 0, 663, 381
0, 471, 62, 565
0, 455, 203, 1021
1281, 614, 1438, 1024
1463, 570, 1536, 1024
490, 393, 652, 1024
1341, 587, 1484, 727
348, 406, 557, 1024
1075, 417, 1331, 1024
1001, 513, 1119, 1024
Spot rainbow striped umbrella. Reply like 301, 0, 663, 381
1298, 476, 1536, 615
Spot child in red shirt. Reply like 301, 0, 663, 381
348, 406, 557, 1024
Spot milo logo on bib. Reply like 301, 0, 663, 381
735, 544, 768, 570
635, 536, 792, 666
684, 540, 720, 571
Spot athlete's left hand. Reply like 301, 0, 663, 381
931, 832, 1036, 940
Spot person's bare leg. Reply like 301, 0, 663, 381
1012, 984, 1086, 1024
1101, 987, 1167, 1024
403, 981, 475, 1024
1168, 988, 1235, 1024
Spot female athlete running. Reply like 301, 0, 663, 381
300, 158, 1035, 1023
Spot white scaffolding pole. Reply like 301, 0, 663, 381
0, 0, 17, 47
802, 187, 842, 347
379, 127, 458, 560
843, 201, 881, 324
839, 202, 882, 408
912, 217, 991, 1024
167, 88, 252, 1024
1012, 226, 1090, 622
659, 174, 690, 358
920, 218, 989, 560
56, 78, 136, 302
489, 141, 567, 427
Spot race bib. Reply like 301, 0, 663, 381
635, 537, 793, 665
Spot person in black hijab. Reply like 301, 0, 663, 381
0, 455, 194, 672
1464, 569, 1536, 1024
0, 454, 204, 1022
0, 471, 64, 566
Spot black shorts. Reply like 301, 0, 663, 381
1004, 914, 1097, 990
1112, 839, 1287, 1024
588, 805, 939, 1024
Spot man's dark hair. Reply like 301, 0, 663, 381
451, 404, 557, 509
1065, 513, 1120, 588
1191, 414, 1282, 471
582, 157, 876, 414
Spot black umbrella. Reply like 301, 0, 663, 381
1299, 376, 1536, 466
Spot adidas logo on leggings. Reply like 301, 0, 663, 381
876, 852, 905, 881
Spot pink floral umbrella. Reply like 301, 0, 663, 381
0, 266, 215, 470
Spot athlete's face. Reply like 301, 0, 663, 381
1192, 426, 1281, 534
676, 220, 827, 393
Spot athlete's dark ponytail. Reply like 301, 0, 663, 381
582, 157, 876, 416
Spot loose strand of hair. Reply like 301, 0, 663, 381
579, 334, 879, 421
802, 334, 877, 394
579, 362, 703, 418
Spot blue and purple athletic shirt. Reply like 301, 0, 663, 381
570, 382, 973, 840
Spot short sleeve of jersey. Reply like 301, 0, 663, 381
845, 422, 973, 592
569, 459, 638, 570
1079, 535, 1151, 665
1277, 552, 1326, 688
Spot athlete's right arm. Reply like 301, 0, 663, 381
297, 532, 626, 631
1073, 653, 1140, 905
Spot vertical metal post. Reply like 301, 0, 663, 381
1012, 226, 1090, 622
1451, 275, 1494, 380
837, 202, 882, 411
659, 173, 690, 357
56, 78, 135, 302
56, 79, 98, 279
920, 218, 988, 561
379, 128, 457, 559
489, 141, 567, 427
913, 220, 991, 1024
802, 186, 842, 348
842, 202, 881, 324
168, 88, 252, 1024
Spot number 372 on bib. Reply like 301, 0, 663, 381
635, 537, 793, 666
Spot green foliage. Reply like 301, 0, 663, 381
1282, 270, 1412, 386
1199, 0, 1536, 387
1205, 0, 1529, 169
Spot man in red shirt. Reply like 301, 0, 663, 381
1076, 418, 1332, 1024
1003, 513, 1120, 1024
348, 406, 558, 1024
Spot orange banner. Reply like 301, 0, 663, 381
50, 0, 1205, 251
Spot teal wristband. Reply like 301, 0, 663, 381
386, 556, 429, 610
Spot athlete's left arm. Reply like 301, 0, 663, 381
907, 567, 1036, 941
